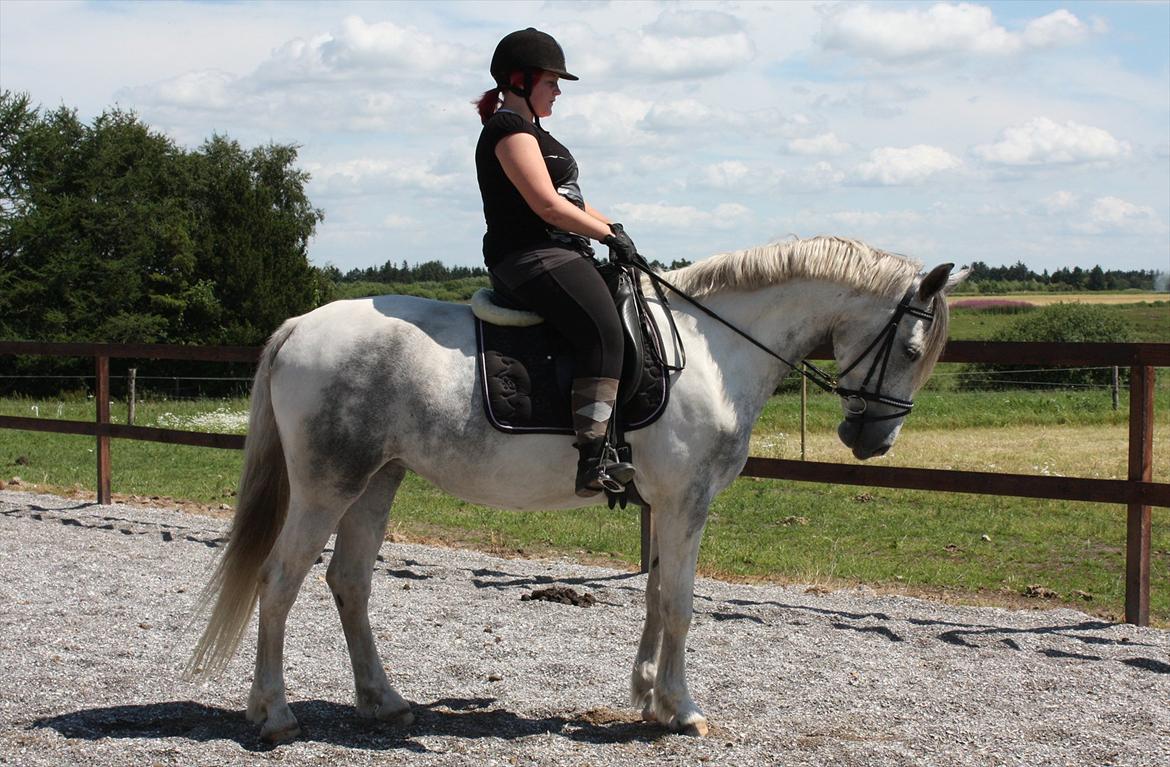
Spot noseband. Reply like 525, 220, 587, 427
629, 260, 935, 426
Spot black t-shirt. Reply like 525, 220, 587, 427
475, 110, 590, 267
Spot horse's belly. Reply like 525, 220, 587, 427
403, 433, 591, 511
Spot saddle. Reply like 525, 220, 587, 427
473, 262, 671, 437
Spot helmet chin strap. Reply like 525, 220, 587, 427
507, 70, 544, 131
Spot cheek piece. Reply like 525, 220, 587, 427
833, 289, 936, 424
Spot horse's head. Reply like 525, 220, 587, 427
832, 262, 967, 459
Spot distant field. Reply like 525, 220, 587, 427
951, 292, 1166, 306
947, 298, 1167, 342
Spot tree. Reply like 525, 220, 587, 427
0, 91, 329, 348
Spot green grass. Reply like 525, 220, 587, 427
2, 385, 1166, 623
948, 300, 1168, 342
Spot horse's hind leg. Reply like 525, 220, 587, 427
247, 490, 349, 743
325, 463, 413, 726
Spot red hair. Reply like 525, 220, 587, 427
473, 88, 501, 125
472, 70, 547, 125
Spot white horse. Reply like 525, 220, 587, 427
187, 235, 965, 742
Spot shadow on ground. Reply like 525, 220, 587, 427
31, 697, 673, 752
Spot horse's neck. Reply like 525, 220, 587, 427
682, 279, 861, 420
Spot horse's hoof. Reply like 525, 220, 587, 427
679, 720, 709, 737
359, 697, 415, 727
380, 707, 414, 727
260, 721, 302, 745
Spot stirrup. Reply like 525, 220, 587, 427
576, 442, 635, 496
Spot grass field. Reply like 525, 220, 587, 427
947, 299, 1167, 342
2, 382, 1167, 623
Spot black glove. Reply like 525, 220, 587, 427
601, 223, 638, 265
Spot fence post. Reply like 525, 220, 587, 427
95, 355, 112, 505
1125, 365, 1154, 626
127, 367, 137, 426
800, 375, 807, 461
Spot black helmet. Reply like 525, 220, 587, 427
490, 28, 578, 89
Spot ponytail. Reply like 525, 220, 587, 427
474, 87, 501, 125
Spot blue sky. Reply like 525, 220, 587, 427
2, 0, 1167, 276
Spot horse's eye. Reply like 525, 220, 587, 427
904, 345, 923, 362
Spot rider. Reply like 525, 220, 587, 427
473, 28, 636, 497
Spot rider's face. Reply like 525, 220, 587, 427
529, 73, 561, 118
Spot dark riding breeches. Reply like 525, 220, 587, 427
492, 255, 623, 381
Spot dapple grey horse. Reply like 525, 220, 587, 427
187, 235, 966, 742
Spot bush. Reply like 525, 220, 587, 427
959, 303, 1135, 390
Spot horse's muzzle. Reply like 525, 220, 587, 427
837, 419, 896, 460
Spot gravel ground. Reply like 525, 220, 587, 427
0, 489, 1167, 767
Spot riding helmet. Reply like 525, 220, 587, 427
490, 28, 578, 89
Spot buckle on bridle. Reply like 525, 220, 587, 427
843, 394, 867, 417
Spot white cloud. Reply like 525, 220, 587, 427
382, 213, 419, 229
125, 70, 237, 111
788, 132, 850, 156
854, 145, 962, 185
1076, 196, 1162, 234
824, 210, 925, 229
639, 99, 717, 132
1042, 190, 1079, 213
1022, 10, 1090, 49
254, 16, 475, 83
557, 92, 656, 147
819, 3, 1091, 64
307, 157, 461, 196
974, 117, 1131, 166
611, 201, 752, 229
697, 161, 753, 190
617, 9, 756, 79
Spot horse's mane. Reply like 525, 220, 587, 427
662, 235, 950, 382
662, 235, 921, 299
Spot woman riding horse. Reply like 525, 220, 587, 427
473, 28, 637, 497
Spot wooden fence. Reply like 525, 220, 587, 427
1, 339, 1166, 625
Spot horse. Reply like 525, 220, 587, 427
186, 235, 966, 742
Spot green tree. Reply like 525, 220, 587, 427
0, 91, 329, 348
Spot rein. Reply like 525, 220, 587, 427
626, 256, 935, 424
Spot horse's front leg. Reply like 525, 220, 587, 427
631, 506, 660, 717
647, 500, 709, 736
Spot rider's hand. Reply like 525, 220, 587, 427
602, 223, 638, 265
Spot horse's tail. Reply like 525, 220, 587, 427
185, 318, 298, 680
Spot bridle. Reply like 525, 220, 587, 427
628, 260, 936, 425
808, 289, 935, 423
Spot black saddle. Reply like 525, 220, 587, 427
475, 263, 670, 435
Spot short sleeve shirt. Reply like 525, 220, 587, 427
475, 110, 589, 267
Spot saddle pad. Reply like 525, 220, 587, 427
475, 318, 668, 435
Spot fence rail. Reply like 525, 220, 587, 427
1, 339, 1165, 625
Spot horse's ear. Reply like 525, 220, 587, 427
918, 263, 966, 300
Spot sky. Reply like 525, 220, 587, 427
2, 0, 1168, 276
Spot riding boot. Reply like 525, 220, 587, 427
571, 377, 636, 497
